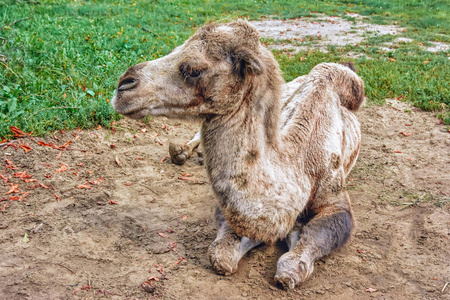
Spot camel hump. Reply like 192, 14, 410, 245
310, 62, 365, 111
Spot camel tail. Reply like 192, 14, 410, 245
337, 62, 365, 111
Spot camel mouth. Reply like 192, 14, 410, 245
122, 107, 151, 119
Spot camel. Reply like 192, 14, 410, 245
111, 20, 364, 289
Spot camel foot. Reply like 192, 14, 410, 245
208, 237, 242, 275
274, 252, 314, 290
168, 143, 191, 165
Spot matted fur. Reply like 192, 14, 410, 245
112, 20, 364, 288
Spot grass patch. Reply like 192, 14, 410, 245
0, 0, 449, 138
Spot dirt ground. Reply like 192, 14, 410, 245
0, 98, 449, 300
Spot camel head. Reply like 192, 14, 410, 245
111, 20, 282, 120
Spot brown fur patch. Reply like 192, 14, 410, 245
245, 149, 260, 164
231, 173, 248, 189
331, 153, 341, 170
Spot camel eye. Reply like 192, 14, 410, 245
179, 63, 202, 79
189, 69, 201, 77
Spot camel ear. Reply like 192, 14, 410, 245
231, 50, 263, 78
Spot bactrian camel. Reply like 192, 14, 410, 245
111, 20, 364, 289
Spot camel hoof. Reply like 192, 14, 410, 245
208, 240, 241, 276
169, 143, 190, 165
275, 252, 314, 290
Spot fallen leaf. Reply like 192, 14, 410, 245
20, 191, 30, 201
0, 173, 8, 184
109, 200, 118, 205
89, 177, 106, 185
39, 183, 49, 189
37, 140, 72, 150
37, 141, 59, 149
55, 163, 67, 173
158, 232, 170, 238
58, 140, 72, 149
10, 126, 31, 138
178, 176, 195, 181
54, 194, 61, 203
5, 183, 19, 195
77, 182, 92, 189
365, 288, 377, 293
13, 171, 32, 180
147, 276, 160, 282
174, 256, 186, 265
19, 144, 32, 152
4, 159, 18, 170
2, 143, 19, 151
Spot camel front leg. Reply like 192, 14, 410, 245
208, 207, 263, 275
275, 191, 354, 289
169, 131, 201, 165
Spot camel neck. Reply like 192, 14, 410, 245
201, 80, 282, 171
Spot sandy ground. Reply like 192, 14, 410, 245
1, 16, 449, 300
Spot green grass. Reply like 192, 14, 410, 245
0, 0, 449, 138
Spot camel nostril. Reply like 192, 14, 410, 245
118, 77, 138, 91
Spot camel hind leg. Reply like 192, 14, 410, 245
275, 190, 354, 289
208, 207, 263, 275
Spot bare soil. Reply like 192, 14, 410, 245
1, 98, 449, 299
251, 16, 448, 54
